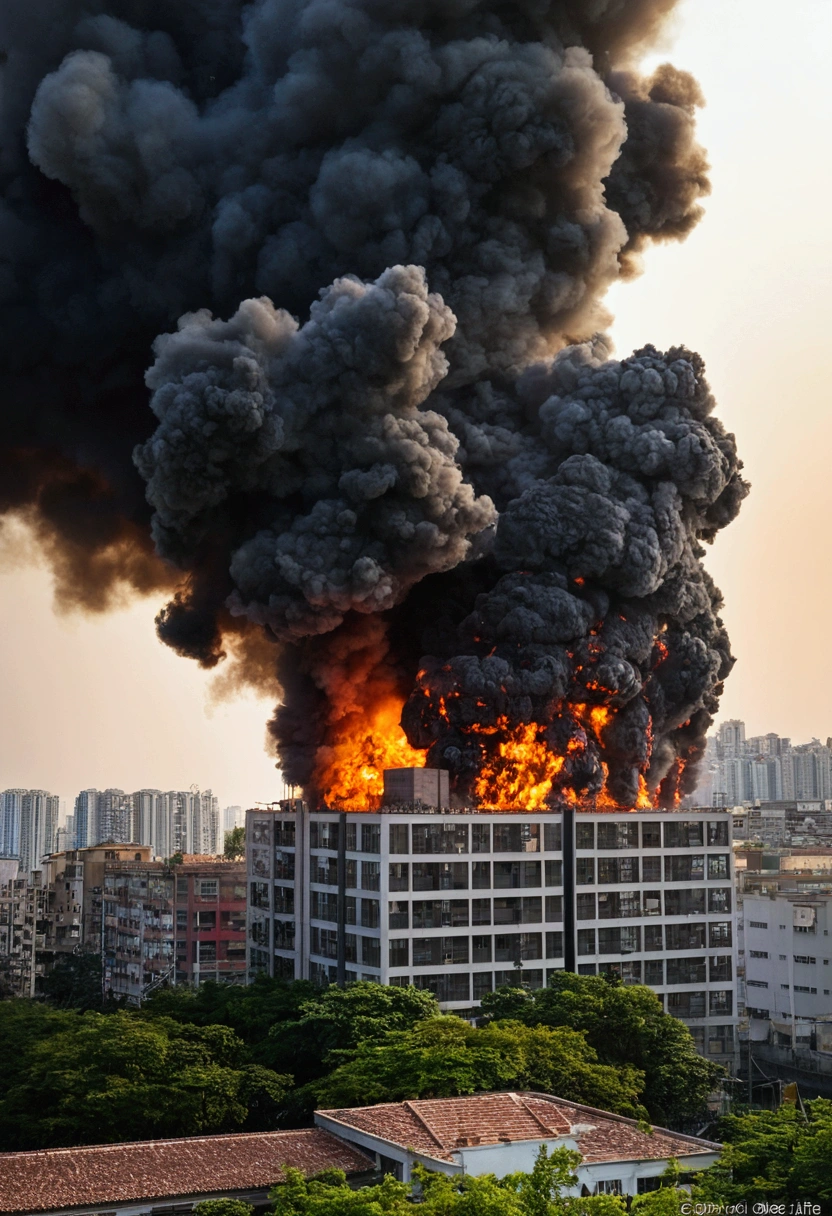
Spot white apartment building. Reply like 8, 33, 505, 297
246, 776, 739, 1070
743, 890, 832, 1042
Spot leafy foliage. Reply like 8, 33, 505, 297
309, 1016, 646, 1119
194, 1202, 254, 1216
0, 1006, 291, 1149
481, 975, 723, 1127
224, 827, 246, 859
40, 952, 105, 1011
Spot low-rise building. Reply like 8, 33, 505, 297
315, 1091, 721, 1194
173, 855, 247, 986
743, 890, 832, 1039
0, 1129, 374, 1216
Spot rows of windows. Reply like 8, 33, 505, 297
576, 889, 731, 919
575, 855, 730, 884
309, 926, 381, 968
575, 820, 728, 849
306, 859, 566, 892
388, 931, 565, 968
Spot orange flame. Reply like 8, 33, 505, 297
314, 696, 425, 810
473, 717, 565, 809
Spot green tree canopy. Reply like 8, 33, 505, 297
482, 975, 723, 1127
40, 951, 105, 1011
309, 1015, 646, 1119
0, 1009, 292, 1149
224, 826, 246, 859
194, 1202, 254, 1216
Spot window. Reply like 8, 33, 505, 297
749, 920, 768, 929
666, 990, 706, 1017
361, 824, 381, 854
577, 963, 597, 975
251, 820, 272, 846
413, 899, 469, 929
665, 855, 704, 882
746, 979, 769, 989
576, 858, 595, 885
274, 920, 296, 951
576, 893, 596, 920
598, 857, 639, 884
473, 935, 492, 962
389, 863, 409, 892
642, 856, 661, 882
345, 824, 357, 852
494, 932, 542, 962
412, 973, 470, 1002
595, 1180, 622, 1195
176, 908, 188, 927
576, 822, 595, 849
310, 822, 339, 850
361, 861, 380, 891
710, 955, 732, 981
599, 960, 642, 984
344, 933, 357, 963
250, 881, 269, 909
597, 890, 641, 919
345, 896, 357, 924
707, 854, 730, 879
412, 823, 468, 854
472, 861, 490, 889
708, 1025, 734, 1055
642, 891, 662, 916
641, 822, 662, 848
494, 861, 541, 889
749, 950, 769, 959
310, 926, 337, 959
666, 923, 706, 951
794, 955, 816, 965
545, 895, 563, 922
274, 885, 294, 914
412, 936, 469, 966
709, 990, 733, 1015
708, 888, 732, 914
794, 985, 818, 994
361, 899, 380, 929
473, 971, 493, 998
472, 897, 491, 925
274, 819, 295, 847
176, 877, 189, 896
664, 889, 706, 916
310, 855, 336, 886
544, 822, 562, 851
493, 823, 539, 852
389, 900, 409, 929
545, 860, 563, 886
666, 957, 706, 985
361, 936, 381, 969
710, 921, 732, 947
644, 959, 664, 985
345, 859, 357, 888
546, 931, 563, 958
598, 926, 640, 954
577, 928, 596, 955
389, 824, 408, 854
663, 821, 704, 848
412, 862, 468, 892
493, 896, 521, 925
199, 880, 218, 899
597, 822, 639, 850
708, 821, 729, 846
472, 824, 491, 853
644, 925, 663, 951
389, 939, 409, 967
199, 940, 217, 963
310, 891, 336, 922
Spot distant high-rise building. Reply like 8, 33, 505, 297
133, 790, 167, 857
223, 805, 244, 834
717, 720, 746, 758
1, 789, 59, 870
73, 790, 98, 849
0, 790, 26, 858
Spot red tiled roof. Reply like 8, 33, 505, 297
318, 1092, 720, 1165
0, 1128, 373, 1215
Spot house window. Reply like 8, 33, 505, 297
543, 823, 562, 851
412, 823, 468, 854
493, 823, 539, 853
389, 824, 409, 854
389, 939, 409, 968
389, 863, 409, 892
595, 1180, 622, 1195
361, 824, 381, 855
576, 894, 596, 920
575, 823, 595, 849
199, 880, 218, 899
388, 900, 409, 930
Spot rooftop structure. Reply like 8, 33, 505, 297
0, 1128, 374, 1216
316, 1091, 721, 1193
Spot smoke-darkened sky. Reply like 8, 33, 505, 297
0, 0, 829, 812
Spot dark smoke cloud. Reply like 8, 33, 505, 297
0, 0, 744, 803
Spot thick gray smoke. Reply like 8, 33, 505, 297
0, 0, 745, 804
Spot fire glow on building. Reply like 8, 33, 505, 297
3, 1, 748, 810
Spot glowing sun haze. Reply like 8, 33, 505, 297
0, 0, 829, 811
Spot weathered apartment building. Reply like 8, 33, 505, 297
246, 769, 739, 1070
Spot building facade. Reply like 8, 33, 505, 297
246, 792, 739, 1070
173, 857, 247, 987
0, 787, 59, 871
743, 890, 832, 1039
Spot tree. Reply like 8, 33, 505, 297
309, 1015, 646, 1119
483, 974, 723, 1127
224, 826, 246, 859
41, 951, 104, 1011
692, 1099, 832, 1206
0, 1010, 292, 1149
194, 1202, 254, 1216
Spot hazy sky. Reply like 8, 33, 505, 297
1, 0, 829, 811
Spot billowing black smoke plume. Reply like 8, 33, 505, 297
0, 0, 746, 804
